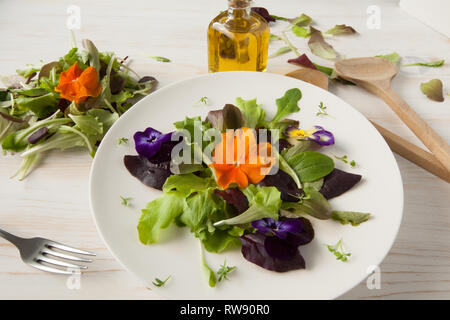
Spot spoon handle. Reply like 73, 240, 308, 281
371, 121, 450, 182
378, 87, 450, 173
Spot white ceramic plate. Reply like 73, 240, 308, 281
89, 72, 403, 299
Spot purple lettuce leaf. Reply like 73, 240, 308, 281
288, 53, 317, 70
240, 233, 305, 272
123, 155, 172, 190
214, 188, 249, 214
319, 168, 362, 199
27, 127, 48, 144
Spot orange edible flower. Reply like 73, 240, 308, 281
55, 62, 102, 103
209, 128, 275, 189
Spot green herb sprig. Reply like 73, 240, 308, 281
217, 259, 236, 282
326, 238, 351, 262
152, 275, 171, 287
333, 154, 356, 168
120, 196, 132, 206
316, 101, 329, 116
118, 137, 129, 145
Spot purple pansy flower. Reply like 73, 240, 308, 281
285, 125, 335, 146
134, 127, 173, 159
252, 218, 303, 240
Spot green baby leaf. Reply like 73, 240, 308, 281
270, 88, 302, 124
403, 60, 444, 68
331, 211, 371, 226
268, 46, 292, 58
325, 24, 357, 35
286, 151, 334, 182
420, 79, 444, 102
376, 52, 400, 65
308, 27, 338, 60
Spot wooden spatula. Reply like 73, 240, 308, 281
285, 66, 450, 182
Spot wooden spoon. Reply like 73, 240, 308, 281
335, 57, 450, 173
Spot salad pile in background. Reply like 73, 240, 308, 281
124, 88, 371, 287
0, 38, 157, 179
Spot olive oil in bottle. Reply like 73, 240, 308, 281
207, 0, 269, 73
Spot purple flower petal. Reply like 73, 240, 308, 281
252, 218, 305, 240
307, 126, 335, 146
133, 127, 173, 159
276, 218, 303, 235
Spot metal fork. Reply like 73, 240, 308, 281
0, 228, 95, 274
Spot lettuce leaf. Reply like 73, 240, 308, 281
163, 173, 216, 197
281, 186, 331, 220
420, 79, 444, 102
138, 191, 185, 244
235, 97, 267, 128
331, 211, 371, 226
214, 185, 281, 226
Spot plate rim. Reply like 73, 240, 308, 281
89, 71, 404, 299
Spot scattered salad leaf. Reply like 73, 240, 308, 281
316, 101, 328, 116
331, 211, 371, 226
420, 79, 444, 102
152, 276, 171, 287
403, 60, 444, 68
269, 46, 292, 58
269, 33, 282, 41
217, 259, 236, 282
325, 24, 357, 35
251, 7, 276, 23
376, 52, 400, 65
287, 54, 317, 70
148, 56, 171, 63
120, 196, 132, 206
118, 137, 128, 145
319, 168, 362, 200
291, 25, 311, 38
308, 27, 338, 60
291, 13, 312, 26
326, 238, 351, 262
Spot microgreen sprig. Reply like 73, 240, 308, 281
316, 101, 329, 116
120, 196, 132, 206
118, 137, 129, 145
217, 259, 236, 282
199, 96, 209, 105
152, 275, 171, 287
332, 154, 356, 168
326, 238, 351, 262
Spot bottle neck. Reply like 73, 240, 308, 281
227, 0, 251, 17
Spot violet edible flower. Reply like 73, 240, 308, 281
133, 127, 173, 159
285, 125, 334, 146
252, 218, 302, 240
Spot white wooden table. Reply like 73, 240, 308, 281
1, 0, 449, 299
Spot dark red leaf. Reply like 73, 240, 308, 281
27, 127, 48, 144
319, 168, 362, 199
288, 53, 317, 70
251, 7, 276, 23
240, 233, 305, 272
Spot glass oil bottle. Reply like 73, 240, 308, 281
207, 0, 269, 73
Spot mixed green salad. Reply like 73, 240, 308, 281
124, 88, 371, 287
0, 38, 157, 179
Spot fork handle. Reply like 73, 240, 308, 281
0, 228, 23, 247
